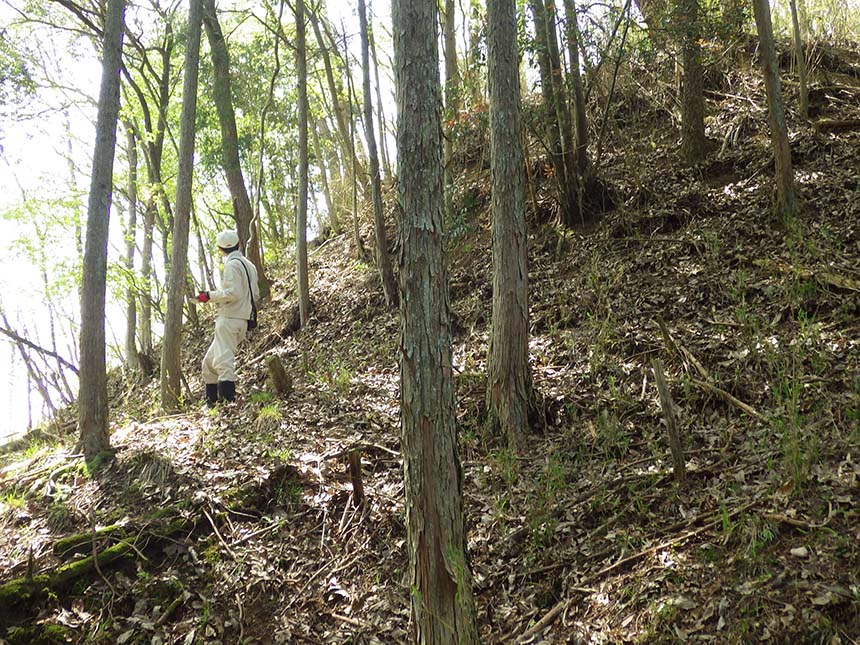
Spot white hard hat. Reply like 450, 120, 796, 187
216, 230, 240, 249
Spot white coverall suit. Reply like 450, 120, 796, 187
202, 251, 260, 384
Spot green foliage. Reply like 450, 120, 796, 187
527, 454, 570, 547
0, 33, 36, 108
250, 390, 274, 405
1, 490, 26, 511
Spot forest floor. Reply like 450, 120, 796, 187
2, 45, 860, 645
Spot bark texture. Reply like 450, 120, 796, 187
358, 0, 398, 307
753, 0, 798, 218
77, 0, 126, 458
296, 0, 311, 326
487, 0, 532, 452
677, 0, 706, 162
160, 0, 203, 410
392, 0, 479, 642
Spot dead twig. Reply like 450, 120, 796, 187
690, 378, 765, 422
203, 507, 237, 560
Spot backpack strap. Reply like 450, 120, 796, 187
230, 259, 255, 313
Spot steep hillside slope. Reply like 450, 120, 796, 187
2, 45, 860, 644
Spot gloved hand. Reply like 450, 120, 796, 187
196, 291, 210, 303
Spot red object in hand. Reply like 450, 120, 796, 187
196, 291, 210, 303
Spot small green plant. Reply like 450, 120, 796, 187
488, 447, 519, 487
595, 408, 629, 457
274, 482, 303, 508
1, 490, 26, 511
527, 455, 569, 547
250, 390, 274, 405
267, 447, 293, 462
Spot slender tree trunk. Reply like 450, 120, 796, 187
753, 0, 798, 219
123, 123, 140, 371
343, 38, 370, 262
677, 0, 706, 163
256, 0, 285, 244
543, 0, 579, 223
369, 26, 391, 179
393, 0, 480, 642
308, 8, 367, 181
202, 0, 270, 298
311, 116, 337, 233
487, 0, 532, 453
296, 0, 311, 327
789, 0, 809, 118
358, 0, 398, 307
529, 0, 574, 222
77, 0, 126, 459
442, 0, 460, 222
160, 0, 203, 411
563, 0, 589, 177
139, 200, 155, 356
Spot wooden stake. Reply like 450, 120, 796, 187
266, 355, 293, 397
348, 449, 365, 508
651, 358, 686, 482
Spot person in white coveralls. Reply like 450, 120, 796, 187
194, 230, 260, 404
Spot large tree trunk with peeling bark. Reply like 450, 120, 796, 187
487, 0, 532, 453
393, 0, 480, 642
77, 0, 126, 459
202, 0, 269, 298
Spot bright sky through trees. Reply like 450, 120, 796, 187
0, 0, 399, 443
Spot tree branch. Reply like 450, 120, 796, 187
0, 325, 79, 375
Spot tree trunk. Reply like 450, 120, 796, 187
77, 0, 126, 459
369, 27, 392, 180
296, 0, 311, 327
160, 0, 203, 411
311, 116, 338, 233
487, 0, 532, 453
139, 200, 155, 356
123, 122, 140, 371
677, 0, 706, 163
442, 0, 460, 222
125, 25, 174, 360
789, 0, 809, 118
202, 0, 270, 299
392, 0, 480, 642
753, 0, 798, 219
343, 40, 371, 262
255, 0, 285, 248
563, 0, 589, 177
308, 7, 367, 182
358, 0, 398, 307
529, 0, 575, 223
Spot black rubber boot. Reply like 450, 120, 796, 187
218, 380, 236, 402
205, 383, 219, 406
